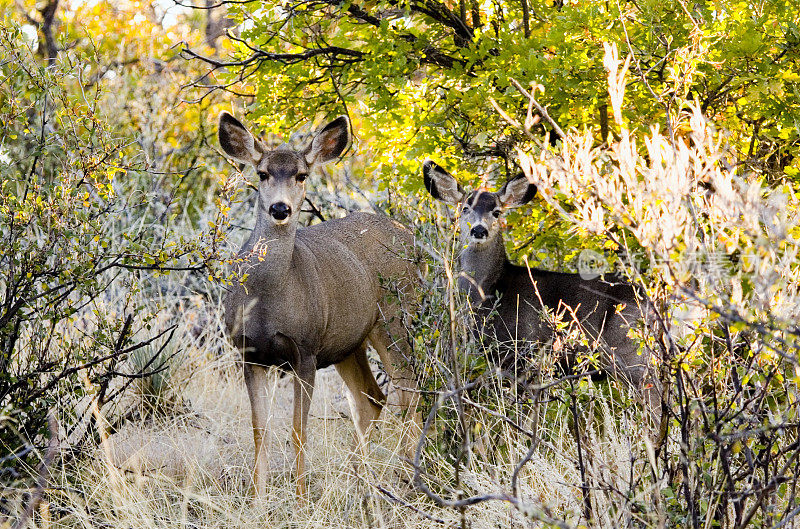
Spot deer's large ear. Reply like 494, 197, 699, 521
218, 112, 262, 165
498, 174, 537, 207
423, 160, 465, 204
306, 116, 350, 165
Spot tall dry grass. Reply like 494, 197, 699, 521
44, 287, 652, 529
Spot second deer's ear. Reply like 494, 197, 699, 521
306, 116, 350, 165
423, 160, 466, 204
218, 112, 262, 165
498, 174, 537, 208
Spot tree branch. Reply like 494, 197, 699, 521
183, 44, 365, 69
40, 0, 59, 66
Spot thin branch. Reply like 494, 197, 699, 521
40, 0, 59, 66
173, 0, 257, 8
508, 78, 565, 139
371, 481, 447, 524
181, 44, 365, 70
11, 413, 58, 529
520, 0, 530, 38
302, 197, 326, 223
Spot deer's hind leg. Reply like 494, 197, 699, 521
604, 307, 663, 429
335, 341, 386, 445
368, 326, 422, 456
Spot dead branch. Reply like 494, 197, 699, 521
508, 78, 565, 139
11, 413, 58, 529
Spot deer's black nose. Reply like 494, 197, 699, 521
269, 202, 291, 221
470, 225, 488, 239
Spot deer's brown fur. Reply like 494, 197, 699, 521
218, 112, 420, 498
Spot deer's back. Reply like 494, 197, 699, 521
322, 212, 419, 282
317, 212, 421, 369
478, 264, 648, 373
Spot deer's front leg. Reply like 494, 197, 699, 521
292, 354, 316, 500
243, 362, 270, 497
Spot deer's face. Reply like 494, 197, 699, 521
253, 150, 310, 225
422, 159, 537, 247
218, 112, 350, 227
459, 190, 504, 246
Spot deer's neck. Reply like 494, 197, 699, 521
241, 205, 298, 282
458, 234, 507, 298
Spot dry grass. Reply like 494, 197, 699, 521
34, 281, 662, 529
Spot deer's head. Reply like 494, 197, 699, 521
218, 113, 350, 225
423, 160, 537, 247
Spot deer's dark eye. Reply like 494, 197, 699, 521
257, 171, 269, 180
296, 173, 307, 182
492, 210, 501, 218
462, 206, 469, 213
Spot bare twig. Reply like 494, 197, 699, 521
11, 413, 58, 529
509, 78, 565, 139
411, 381, 571, 528
371, 482, 447, 524
568, 383, 592, 524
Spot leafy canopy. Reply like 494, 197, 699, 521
196, 0, 800, 189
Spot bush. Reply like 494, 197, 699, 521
0, 19, 229, 505
407, 43, 800, 528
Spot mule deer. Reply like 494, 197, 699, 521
217, 112, 420, 498
422, 160, 660, 415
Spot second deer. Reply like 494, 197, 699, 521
423, 160, 661, 416
217, 112, 421, 498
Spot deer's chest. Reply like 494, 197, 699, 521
223, 252, 379, 369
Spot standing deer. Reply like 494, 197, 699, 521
217, 112, 420, 498
422, 160, 661, 415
